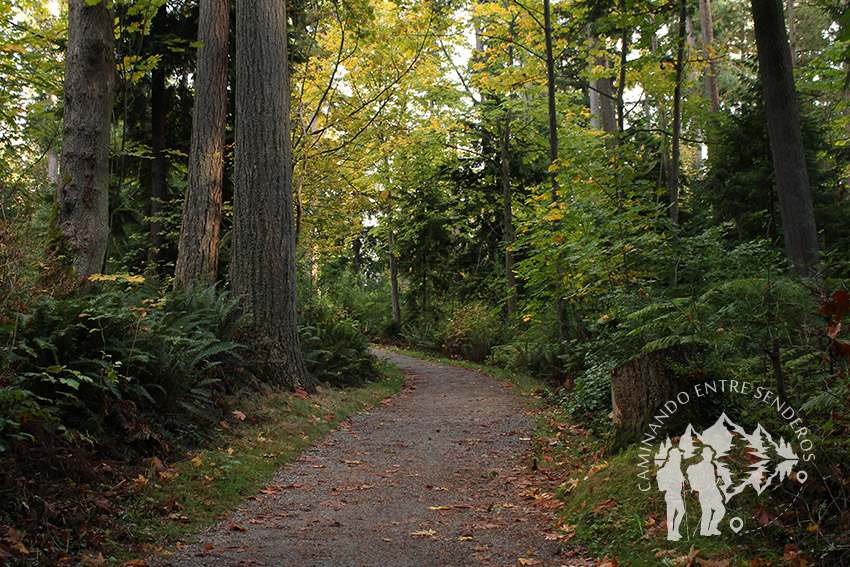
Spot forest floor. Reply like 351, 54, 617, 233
159, 349, 592, 567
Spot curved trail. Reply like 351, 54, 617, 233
167, 349, 588, 566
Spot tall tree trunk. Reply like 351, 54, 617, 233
389, 229, 401, 325
544, 0, 568, 340
786, 0, 797, 68
174, 0, 229, 291
699, 0, 721, 112
667, 0, 688, 229
586, 27, 616, 135
751, 0, 819, 278
232, 0, 312, 389
147, 66, 168, 274
543, 0, 559, 201
649, 18, 674, 212
498, 110, 517, 318
57, 0, 115, 280
616, 27, 630, 135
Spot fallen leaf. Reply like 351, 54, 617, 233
293, 388, 310, 399
783, 544, 812, 567
130, 474, 150, 489
696, 559, 730, 567
518, 559, 539, 565
80, 553, 107, 567
232, 410, 247, 421
670, 546, 700, 567
411, 529, 437, 537
119, 561, 147, 567
752, 504, 778, 526
229, 524, 248, 532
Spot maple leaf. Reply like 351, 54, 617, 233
293, 388, 311, 399
752, 504, 779, 526
232, 410, 247, 421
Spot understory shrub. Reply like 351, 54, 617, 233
400, 320, 444, 352
298, 298, 377, 387
1, 282, 247, 451
443, 303, 499, 362
488, 340, 566, 382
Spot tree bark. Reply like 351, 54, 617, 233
616, 27, 629, 135
57, 0, 115, 280
232, 0, 313, 389
699, 0, 721, 112
786, 0, 797, 68
611, 344, 705, 450
586, 27, 616, 136
666, 0, 688, 229
147, 65, 168, 274
389, 229, 401, 326
174, 0, 229, 291
751, 0, 819, 278
543, 0, 559, 201
498, 110, 517, 318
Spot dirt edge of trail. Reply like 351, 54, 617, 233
164, 349, 592, 567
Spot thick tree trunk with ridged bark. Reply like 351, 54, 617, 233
232, 0, 313, 390
751, 0, 819, 278
57, 0, 115, 280
174, 0, 229, 291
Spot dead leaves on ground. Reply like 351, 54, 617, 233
653, 546, 731, 567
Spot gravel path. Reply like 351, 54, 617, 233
165, 349, 589, 567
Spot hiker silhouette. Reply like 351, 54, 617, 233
657, 447, 686, 541
687, 446, 726, 536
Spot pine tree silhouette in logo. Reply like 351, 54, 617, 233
655, 413, 800, 540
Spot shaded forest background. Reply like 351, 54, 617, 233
1, 0, 850, 564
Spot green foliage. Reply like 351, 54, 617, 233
443, 303, 500, 362
564, 361, 614, 425
1, 283, 246, 450
318, 267, 394, 339
488, 338, 566, 382
399, 320, 445, 353
298, 295, 378, 388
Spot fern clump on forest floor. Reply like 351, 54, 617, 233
0, 277, 403, 566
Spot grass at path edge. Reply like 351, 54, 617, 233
111, 360, 404, 565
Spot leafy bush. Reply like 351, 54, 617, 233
400, 320, 444, 352
563, 361, 614, 425
298, 300, 377, 388
488, 340, 566, 382
1, 283, 247, 450
443, 304, 500, 362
